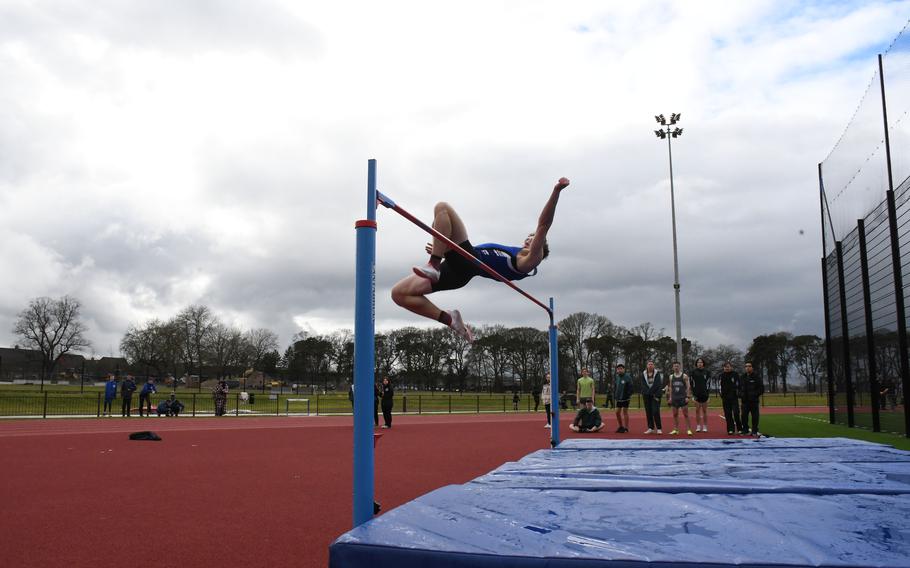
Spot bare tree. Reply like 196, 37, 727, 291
246, 328, 280, 371
791, 335, 824, 393
558, 312, 612, 377
13, 296, 91, 388
120, 318, 186, 379
176, 305, 217, 378
206, 322, 246, 379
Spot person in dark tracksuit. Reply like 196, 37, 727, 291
691, 358, 710, 433
138, 378, 157, 417
121, 375, 137, 417
380, 377, 394, 428
373, 381, 381, 427
719, 361, 742, 435
103, 375, 118, 417
641, 360, 664, 434
740, 361, 764, 436
570, 399, 604, 432
613, 364, 633, 433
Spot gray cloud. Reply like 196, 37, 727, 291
2, 1, 907, 356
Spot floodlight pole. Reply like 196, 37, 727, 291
654, 114, 684, 365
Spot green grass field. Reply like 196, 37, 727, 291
760, 413, 910, 451
0, 382, 830, 417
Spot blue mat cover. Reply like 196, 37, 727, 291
330, 438, 910, 567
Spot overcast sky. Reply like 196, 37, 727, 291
2, 0, 908, 357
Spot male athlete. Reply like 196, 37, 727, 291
391, 177, 570, 342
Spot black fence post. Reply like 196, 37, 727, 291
476, 395, 479, 413
448, 395, 452, 414
859, 217, 882, 431
96, 392, 101, 417
821, 252, 836, 424
236, 393, 240, 417
43, 391, 48, 418
192, 393, 196, 417
835, 241, 855, 427
418, 395, 422, 415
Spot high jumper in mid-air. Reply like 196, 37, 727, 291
390, 177, 570, 342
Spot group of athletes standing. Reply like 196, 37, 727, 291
549, 359, 765, 437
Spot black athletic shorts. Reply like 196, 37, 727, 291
615, 401, 630, 408
431, 240, 480, 292
694, 394, 709, 404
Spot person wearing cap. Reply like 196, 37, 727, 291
391, 177, 571, 344
613, 364, 633, 433
570, 398, 604, 433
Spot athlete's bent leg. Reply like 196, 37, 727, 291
391, 274, 439, 319
430, 202, 469, 257
391, 274, 473, 342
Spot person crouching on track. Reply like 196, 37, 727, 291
570, 399, 605, 433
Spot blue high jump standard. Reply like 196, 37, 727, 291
330, 438, 910, 567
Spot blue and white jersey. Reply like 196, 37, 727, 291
474, 243, 535, 281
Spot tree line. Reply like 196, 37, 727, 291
11, 296, 825, 394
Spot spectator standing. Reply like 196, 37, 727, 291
532, 388, 541, 412
541, 373, 553, 429
120, 375, 137, 417
103, 375, 117, 417
665, 361, 693, 436
641, 360, 664, 434
512, 389, 520, 411
613, 364, 633, 433
691, 358, 710, 433
374, 381, 381, 426
576, 368, 595, 405
349, 382, 355, 410
719, 362, 742, 435
380, 376, 394, 428
570, 399, 604, 432
740, 362, 764, 436
212, 378, 228, 417
138, 377, 157, 417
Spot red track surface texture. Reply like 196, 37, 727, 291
0, 410, 802, 568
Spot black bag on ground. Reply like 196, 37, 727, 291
129, 431, 162, 441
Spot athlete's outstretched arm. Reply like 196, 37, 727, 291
525, 177, 570, 264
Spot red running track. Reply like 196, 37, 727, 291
0, 409, 812, 568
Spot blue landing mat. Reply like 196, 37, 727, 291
330, 438, 910, 567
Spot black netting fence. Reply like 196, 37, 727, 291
820, 24, 910, 436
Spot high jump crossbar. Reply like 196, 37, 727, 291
352, 159, 561, 530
